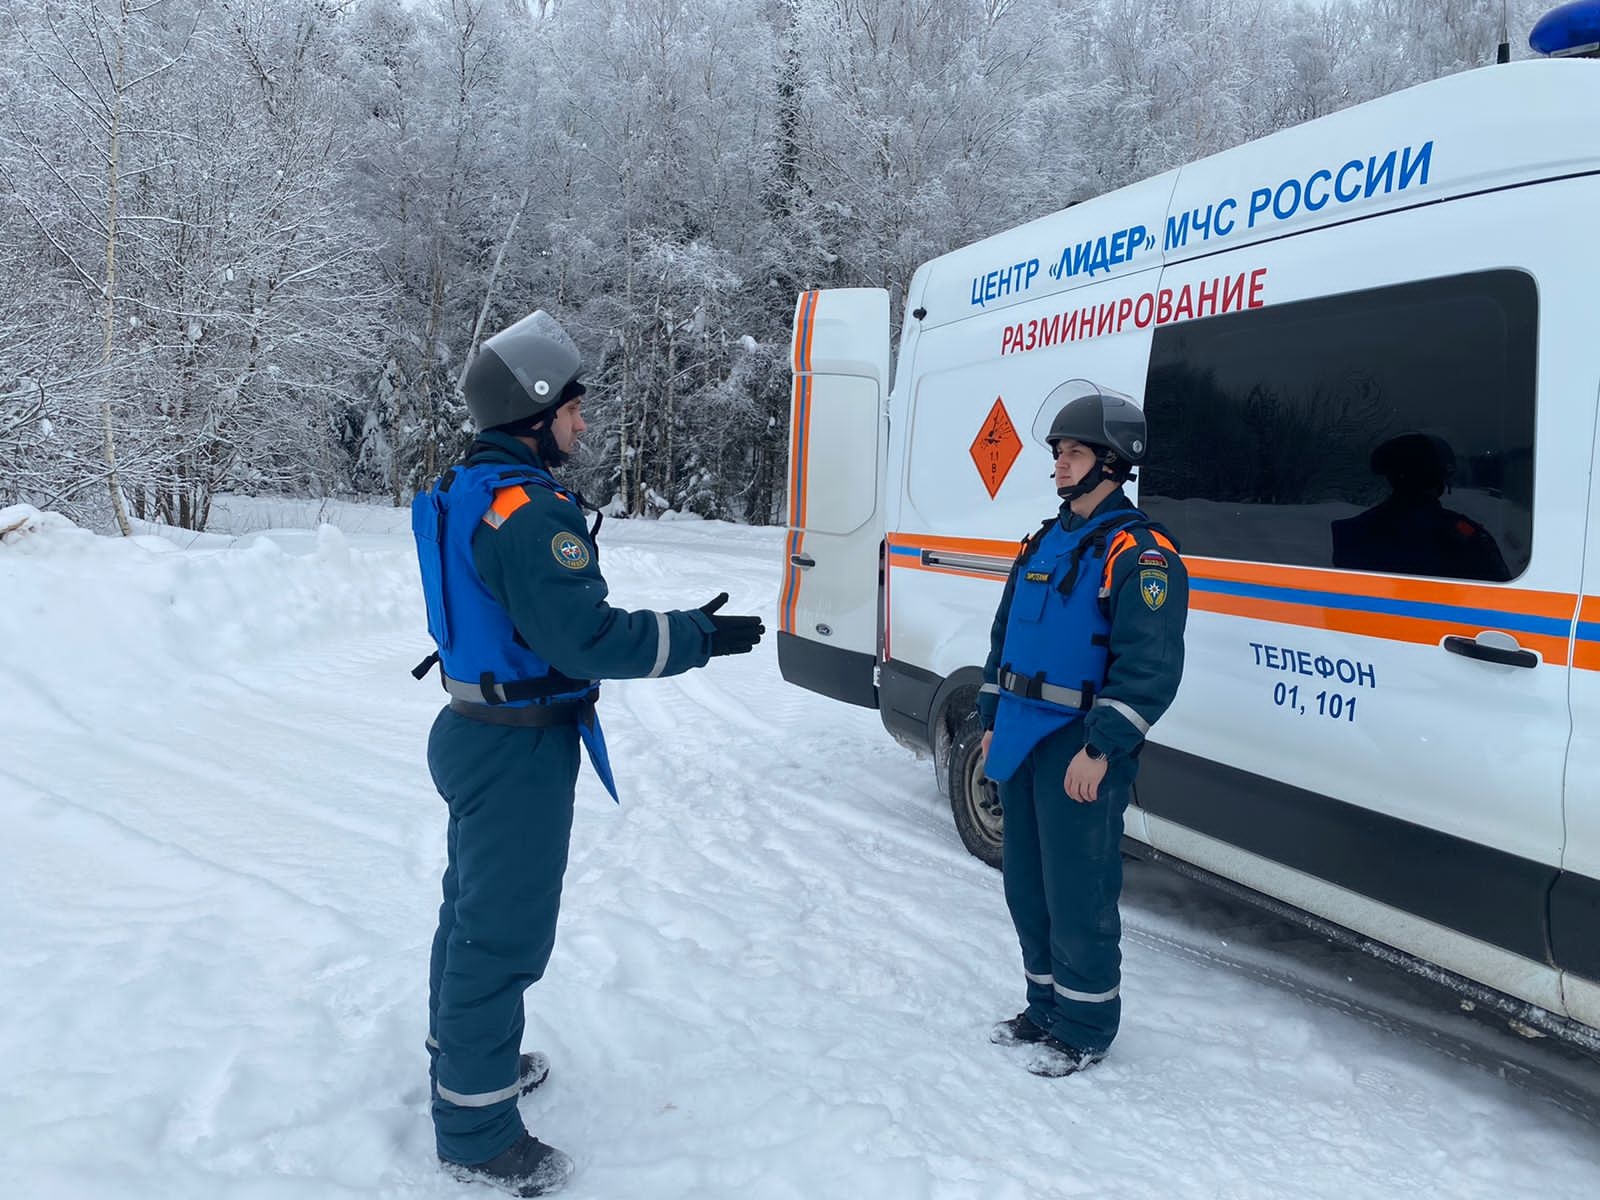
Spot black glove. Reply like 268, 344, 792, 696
698, 592, 766, 657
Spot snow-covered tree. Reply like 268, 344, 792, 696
2, 0, 385, 530
0, 0, 1560, 528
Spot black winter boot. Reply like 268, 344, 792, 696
440, 1133, 574, 1197
1024, 1034, 1104, 1078
989, 1012, 1049, 1046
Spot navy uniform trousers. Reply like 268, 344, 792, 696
998, 721, 1131, 1055
425, 708, 579, 1165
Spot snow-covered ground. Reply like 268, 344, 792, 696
2, 499, 1597, 1200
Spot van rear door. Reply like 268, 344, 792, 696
777, 288, 891, 708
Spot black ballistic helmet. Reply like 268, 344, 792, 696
1030, 378, 1147, 499
463, 309, 584, 432
1033, 378, 1148, 463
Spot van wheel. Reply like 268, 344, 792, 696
948, 713, 1003, 869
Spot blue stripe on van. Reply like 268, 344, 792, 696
1192, 577, 1574, 639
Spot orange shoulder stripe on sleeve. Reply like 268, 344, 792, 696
1102, 527, 1176, 591
1107, 529, 1139, 557
481, 485, 533, 529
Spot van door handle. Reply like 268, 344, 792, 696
1442, 634, 1538, 669
790, 554, 816, 569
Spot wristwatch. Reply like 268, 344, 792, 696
1084, 743, 1107, 762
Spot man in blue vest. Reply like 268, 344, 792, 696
978, 379, 1188, 1077
412, 309, 764, 1195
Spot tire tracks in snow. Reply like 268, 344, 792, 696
1124, 920, 1600, 1127
0, 765, 370, 941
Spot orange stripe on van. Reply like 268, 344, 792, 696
1575, 596, 1600, 671
791, 289, 819, 376
781, 387, 807, 632
782, 291, 822, 635
883, 536, 1598, 669
1186, 558, 1579, 667
1189, 590, 1574, 667
883, 532, 1017, 583
1187, 557, 1576, 620
887, 532, 1019, 561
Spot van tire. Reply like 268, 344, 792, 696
948, 712, 1003, 869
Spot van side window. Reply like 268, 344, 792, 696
1139, 270, 1537, 582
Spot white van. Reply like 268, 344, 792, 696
776, 58, 1600, 1046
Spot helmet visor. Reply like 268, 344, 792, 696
1029, 378, 1139, 449
482, 309, 583, 408
492, 308, 580, 359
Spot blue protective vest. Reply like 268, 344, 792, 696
412, 461, 618, 801
985, 508, 1149, 784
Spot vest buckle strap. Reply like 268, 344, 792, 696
442, 673, 509, 704
441, 672, 598, 707
448, 696, 596, 728
998, 668, 1087, 711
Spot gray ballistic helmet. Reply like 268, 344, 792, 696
1030, 378, 1148, 464
463, 309, 583, 431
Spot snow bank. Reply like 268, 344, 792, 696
1, 506, 424, 707
207, 493, 415, 538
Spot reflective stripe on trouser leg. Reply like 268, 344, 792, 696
1053, 981, 1119, 1003
999, 747, 1059, 1033
1029, 723, 1129, 1054
426, 707, 578, 1165
437, 1077, 525, 1108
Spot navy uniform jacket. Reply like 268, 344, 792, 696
977, 490, 1189, 768
467, 432, 716, 682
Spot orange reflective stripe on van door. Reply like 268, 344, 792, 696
1575, 596, 1600, 672
883, 532, 1018, 582
883, 533, 1597, 671
1187, 558, 1580, 667
781, 290, 821, 635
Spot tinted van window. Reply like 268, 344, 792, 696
1139, 270, 1536, 581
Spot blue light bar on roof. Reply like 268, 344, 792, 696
1530, 1, 1600, 56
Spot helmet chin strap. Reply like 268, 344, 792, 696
1055, 449, 1121, 502
529, 418, 570, 468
